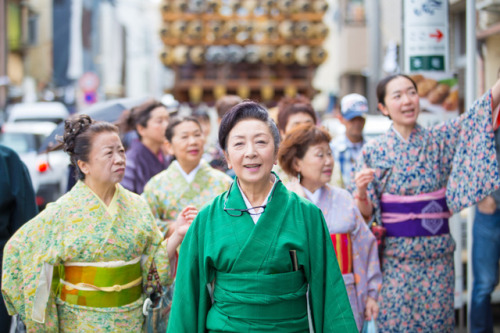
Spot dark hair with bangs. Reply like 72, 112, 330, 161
376, 74, 417, 106
119, 100, 165, 140
278, 123, 331, 178
165, 116, 202, 142
218, 100, 280, 153
276, 95, 317, 134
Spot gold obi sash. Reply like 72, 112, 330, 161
330, 233, 353, 275
60, 257, 142, 308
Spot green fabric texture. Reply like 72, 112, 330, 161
168, 176, 357, 332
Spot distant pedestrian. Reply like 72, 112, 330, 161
330, 93, 369, 190
119, 100, 172, 194
273, 95, 318, 184
470, 67, 500, 333
354, 74, 500, 332
0, 145, 38, 331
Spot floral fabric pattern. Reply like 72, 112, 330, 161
142, 159, 233, 235
1, 181, 171, 332
353, 91, 500, 332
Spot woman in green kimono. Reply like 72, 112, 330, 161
168, 101, 357, 332
1, 115, 193, 332
142, 116, 233, 237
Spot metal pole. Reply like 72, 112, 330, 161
0, 0, 8, 119
365, 0, 381, 113
466, 1, 476, 332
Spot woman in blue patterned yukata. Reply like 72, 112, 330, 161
353, 74, 500, 332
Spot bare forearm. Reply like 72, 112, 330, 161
355, 194, 373, 221
166, 231, 182, 262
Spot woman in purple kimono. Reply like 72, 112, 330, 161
354, 74, 500, 332
279, 124, 381, 331
119, 100, 172, 194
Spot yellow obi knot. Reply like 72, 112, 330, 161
330, 233, 353, 275
60, 258, 142, 308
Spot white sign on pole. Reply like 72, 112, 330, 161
403, 0, 449, 73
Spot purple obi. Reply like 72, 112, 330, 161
380, 188, 451, 237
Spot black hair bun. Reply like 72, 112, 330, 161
62, 114, 93, 155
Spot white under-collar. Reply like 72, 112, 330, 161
390, 126, 411, 143
173, 160, 202, 184
238, 175, 277, 224
303, 186, 323, 205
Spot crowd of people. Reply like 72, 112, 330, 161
1, 73, 500, 332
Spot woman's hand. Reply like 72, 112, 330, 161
354, 168, 375, 220
477, 195, 497, 215
166, 206, 198, 259
355, 168, 375, 196
364, 296, 379, 321
175, 205, 198, 239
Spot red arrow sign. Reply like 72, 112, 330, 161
430, 29, 443, 42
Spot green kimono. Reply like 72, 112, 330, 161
167, 177, 357, 332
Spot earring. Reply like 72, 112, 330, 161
297, 172, 301, 182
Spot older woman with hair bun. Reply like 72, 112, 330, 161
278, 123, 381, 331
1, 114, 191, 332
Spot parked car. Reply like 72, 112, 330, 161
0, 121, 57, 197
35, 149, 70, 209
6, 101, 69, 125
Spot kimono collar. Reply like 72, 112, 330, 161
302, 186, 323, 205
388, 123, 423, 146
237, 173, 278, 224
172, 159, 202, 183
76, 181, 120, 217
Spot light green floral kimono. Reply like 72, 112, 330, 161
1, 181, 172, 332
142, 159, 233, 235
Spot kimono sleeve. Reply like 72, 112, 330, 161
437, 90, 500, 212
167, 212, 212, 333
141, 178, 173, 235
136, 198, 174, 287
2, 205, 62, 332
350, 203, 382, 304
306, 207, 358, 332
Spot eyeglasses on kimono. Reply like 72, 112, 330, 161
223, 179, 280, 217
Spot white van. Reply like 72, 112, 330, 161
7, 102, 69, 125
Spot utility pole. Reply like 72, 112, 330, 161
0, 0, 8, 119
466, 1, 476, 332
366, 0, 381, 113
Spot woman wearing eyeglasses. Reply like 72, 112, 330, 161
278, 124, 381, 331
167, 101, 357, 332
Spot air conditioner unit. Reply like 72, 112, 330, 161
477, 0, 500, 12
